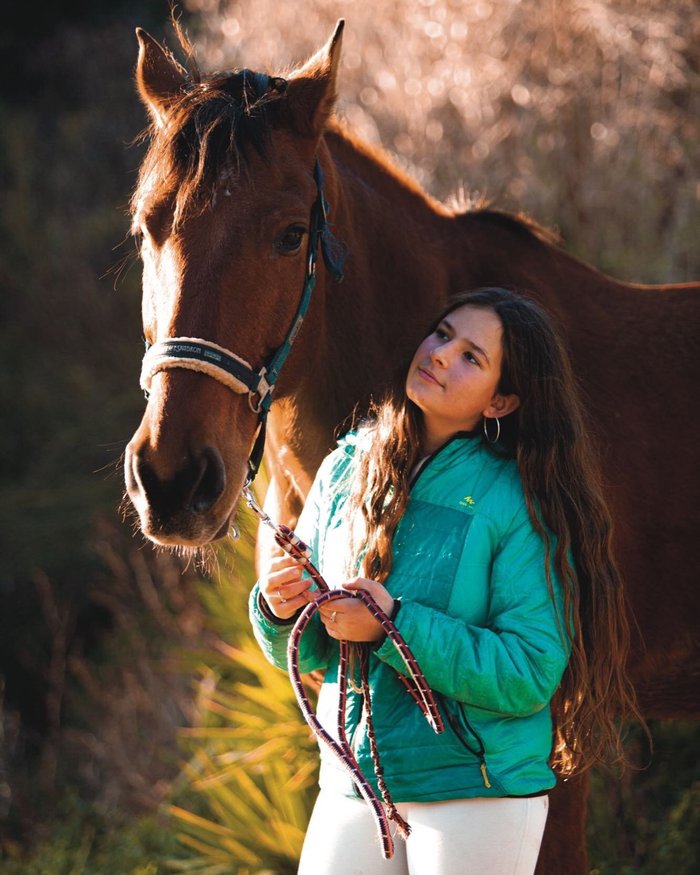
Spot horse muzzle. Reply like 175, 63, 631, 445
125, 442, 235, 545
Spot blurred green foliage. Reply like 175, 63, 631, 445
0, 3, 175, 581
0, 0, 204, 844
166, 509, 317, 875
0, 790, 178, 874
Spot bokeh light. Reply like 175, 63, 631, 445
181, 0, 699, 282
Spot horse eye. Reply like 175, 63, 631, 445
142, 201, 173, 247
275, 225, 306, 255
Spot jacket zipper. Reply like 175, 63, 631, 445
440, 697, 492, 789
409, 432, 476, 492
411, 437, 491, 789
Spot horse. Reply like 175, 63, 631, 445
124, 21, 700, 874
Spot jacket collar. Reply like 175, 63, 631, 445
410, 431, 482, 490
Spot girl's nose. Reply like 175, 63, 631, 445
430, 342, 450, 367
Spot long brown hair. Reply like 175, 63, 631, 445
346, 287, 643, 775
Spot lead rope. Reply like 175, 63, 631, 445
242, 486, 444, 859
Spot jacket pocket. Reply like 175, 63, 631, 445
391, 501, 473, 610
441, 697, 504, 793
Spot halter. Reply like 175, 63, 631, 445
139, 157, 344, 485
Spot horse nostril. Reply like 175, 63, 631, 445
188, 446, 226, 514
130, 452, 160, 506
127, 446, 226, 520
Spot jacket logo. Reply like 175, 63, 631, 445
459, 495, 476, 508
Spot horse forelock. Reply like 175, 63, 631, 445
132, 69, 286, 227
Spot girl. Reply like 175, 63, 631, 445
249, 287, 639, 875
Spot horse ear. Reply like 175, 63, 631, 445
286, 19, 344, 138
135, 28, 187, 127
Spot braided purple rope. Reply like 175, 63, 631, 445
243, 488, 444, 859
290, 591, 399, 856
269, 523, 443, 733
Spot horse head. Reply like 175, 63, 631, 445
125, 22, 345, 546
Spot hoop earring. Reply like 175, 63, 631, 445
483, 416, 500, 444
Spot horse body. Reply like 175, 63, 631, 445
447, 212, 700, 715
125, 22, 699, 873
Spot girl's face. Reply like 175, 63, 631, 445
406, 304, 520, 453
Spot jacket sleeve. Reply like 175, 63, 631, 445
248, 455, 336, 675
374, 509, 571, 717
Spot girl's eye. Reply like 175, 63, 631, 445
463, 351, 479, 365
434, 328, 448, 340
275, 225, 307, 254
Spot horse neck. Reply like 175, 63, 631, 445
316, 128, 451, 398
270, 125, 452, 485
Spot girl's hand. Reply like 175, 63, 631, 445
320, 577, 396, 643
259, 554, 314, 620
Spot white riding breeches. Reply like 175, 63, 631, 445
298, 790, 549, 875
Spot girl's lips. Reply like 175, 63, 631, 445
418, 366, 442, 387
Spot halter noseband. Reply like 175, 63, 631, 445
139, 157, 344, 485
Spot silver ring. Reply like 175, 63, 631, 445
278, 592, 287, 604
330, 610, 337, 623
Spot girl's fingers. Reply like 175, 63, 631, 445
276, 576, 313, 603
262, 585, 311, 620
278, 592, 308, 612
319, 609, 339, 626
343, 577, 380, 594
261, 563, 304, 598
318, 596, 354, 621
259, 557, 311, 619
268, 555, 305, 575
271, 564, 304, 585
342, 578, 395, 616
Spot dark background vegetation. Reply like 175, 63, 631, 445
1, 0, 207, 854
0, 1, 698, 872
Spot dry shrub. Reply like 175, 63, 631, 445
184, 0, 700, 282
48, 515, 208, 814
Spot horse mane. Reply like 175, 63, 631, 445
464, 207, 562, 247
132, 57, 286, 226
475, 209, 561, 245
323, 125, 560, 245
324, 121, 450, 216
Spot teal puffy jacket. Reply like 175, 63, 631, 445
249, 431, 570, 802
